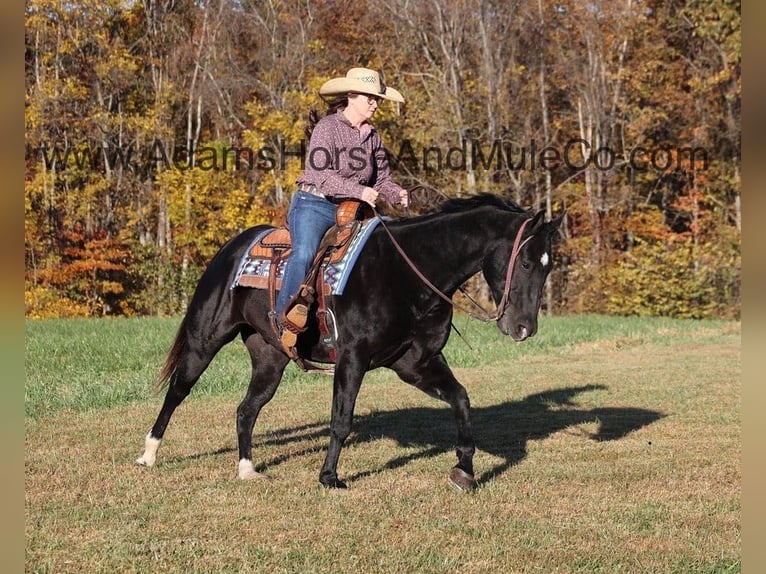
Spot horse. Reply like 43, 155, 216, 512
136, 193, 565, 490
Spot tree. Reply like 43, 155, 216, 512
24, 0, 741, 319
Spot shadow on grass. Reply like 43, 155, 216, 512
162, 384, 664, 485
253, 383, 664, 485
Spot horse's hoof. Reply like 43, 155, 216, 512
238, 459, 268, 481
449, 467, 476, 491
135, 456, 154, 467
239, 470, 268, 481
320, 477, 348, 489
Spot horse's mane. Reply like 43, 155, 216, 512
439, 193, 530, 215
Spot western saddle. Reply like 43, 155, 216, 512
243, 199, 373, 367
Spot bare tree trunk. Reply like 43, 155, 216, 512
156, 189, 167, 317
734, 166, 741, 232
578, 98, 601, 269
538, 0, 554, 315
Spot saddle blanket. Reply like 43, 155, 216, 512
231, 217, 381, 296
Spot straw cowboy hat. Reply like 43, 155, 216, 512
319, 68, 405, 103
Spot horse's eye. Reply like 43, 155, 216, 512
521, 261, 531, 270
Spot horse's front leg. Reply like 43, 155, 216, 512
318, 351, 367, 489
392, 351, 476, 490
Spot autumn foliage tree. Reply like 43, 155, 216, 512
25, 0, 740, 319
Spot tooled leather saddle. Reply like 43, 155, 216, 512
243, 200, 373, 366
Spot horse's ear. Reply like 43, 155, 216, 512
547, 210, 566, 233
527, 209, 547, 234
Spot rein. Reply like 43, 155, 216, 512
373, 209, 533, 323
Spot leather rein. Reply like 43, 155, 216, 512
373, 210, 534, 323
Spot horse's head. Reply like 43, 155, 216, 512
483, 209, 565, 341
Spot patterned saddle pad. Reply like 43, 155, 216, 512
231, 217, 381, 296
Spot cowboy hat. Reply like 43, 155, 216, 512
319, 68, 404, 103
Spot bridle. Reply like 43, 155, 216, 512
373, 210, 534, 323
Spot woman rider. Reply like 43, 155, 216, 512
275, 68, 409, 354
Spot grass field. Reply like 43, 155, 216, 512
25, 314, 740, 573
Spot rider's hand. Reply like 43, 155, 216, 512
398, 189, 409, 207
361, 187, 379, 207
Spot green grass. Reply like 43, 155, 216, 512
24, 313, 737, 420
25, 315, 740, 573
24, 316, 304, 420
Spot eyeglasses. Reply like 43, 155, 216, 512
351, 93, 382, 105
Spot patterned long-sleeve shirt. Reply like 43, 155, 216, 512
296, 109, 404, 204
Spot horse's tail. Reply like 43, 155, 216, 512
153, 314, 189, 393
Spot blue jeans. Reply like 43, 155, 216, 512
275, 191, 338, 316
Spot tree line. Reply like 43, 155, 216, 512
24, 0, 741, 319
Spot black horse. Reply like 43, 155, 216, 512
136, 194, 565, 490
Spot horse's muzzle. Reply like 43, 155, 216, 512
498, 316, 536, 341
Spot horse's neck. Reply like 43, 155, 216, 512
397, 210, 511, 293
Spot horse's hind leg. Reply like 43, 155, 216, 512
235, 332, 290, 480
136, 324, 238, 467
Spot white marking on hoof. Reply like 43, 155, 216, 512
135, 433, 161, 467
540, 252, 550, 267
238, 458, 265, 480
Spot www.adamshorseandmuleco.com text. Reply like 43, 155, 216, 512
32, 137, 709, 175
